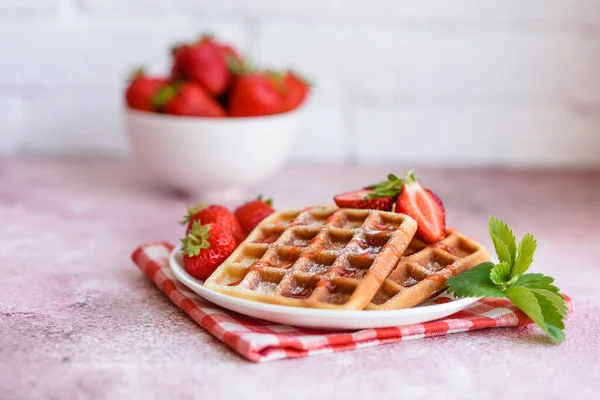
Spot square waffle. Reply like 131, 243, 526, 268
204, 206, 417, 310
366, 229, 490, 310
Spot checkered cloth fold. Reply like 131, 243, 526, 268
132, 242, 573, 362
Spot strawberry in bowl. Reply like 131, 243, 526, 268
123, 34, 311, 200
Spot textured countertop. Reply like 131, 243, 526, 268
1, 157, 599, 399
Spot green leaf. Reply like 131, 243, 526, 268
489, 262, 514, 286
544, 324, 565, 343
513, 273, 560, 294
530, 289, 567, 317
505, 286, 547, 334
532, 291, 566, 342
489, 217, 517, 264
365, 173, 404, 199
490, 233, 511, 265
512, 233, 537, 277
403, 169, 419, 184
446, 262, 505, 298
505, 286, 566, 342
531, 292, 565, 329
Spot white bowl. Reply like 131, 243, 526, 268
125, 108, 303, 202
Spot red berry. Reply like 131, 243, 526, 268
234, 195, 276, 235
228, 73, 285, 117
172, 37, 233, 97
280, 71, 310, 112
154, 83, 225, 117
181, 204, 244, 244
125, 69, 167, 112
181, 221, 236, 280
395, 172, 446, 243
333, 189, 394, 211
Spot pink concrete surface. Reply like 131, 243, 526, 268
0, 157, 599, 399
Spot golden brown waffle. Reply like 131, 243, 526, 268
366, 229, 490, 310
204, 206, 417, 310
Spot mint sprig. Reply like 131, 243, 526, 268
364, 170, 419, 199
446, 216, 567, 342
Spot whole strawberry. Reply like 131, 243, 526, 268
180, 203, 244, 244
125, 68, 168, 112
172, 35, 236, 97
153, 83, 225, 117
181, 221, 236, 280
228, 71, 285, 117
235, 195, 276, 235
281, 71, 310, 112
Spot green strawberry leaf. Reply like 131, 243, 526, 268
532, 291, 566, 342
489, 216, 516, 265
512, 233, 537, 277
365, 173, 404, 199
513, 273, 560, 294
180, 221, 211, 256
152, 85, 178, 108
179, 203, 205, 225
531, 292, 565, 329
489, 262, 515, 286
505, 286, 547, 332
530, 289, 567, 317
445, 216, 566, 343
446, 262, 505, 298
544, 324, 566, 343
505, 286, 566, 343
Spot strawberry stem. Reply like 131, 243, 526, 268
127, 66, 145, 82
198, 32, 215, 43
152, 84, 178, 109
227, 55, 254, 75
257, 194, 273, 207
179, 203, 206, 225
180, 221, 211, 257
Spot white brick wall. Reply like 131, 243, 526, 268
1, 0, 599, 165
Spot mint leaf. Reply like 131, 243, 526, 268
514, 273, 560, 294
530, 289, 567, 317
447, 216, 567, 343
544, 324, 566, 343
505, 286, 546, 332
489, 262, 514, 286
489, 217, 516, 264
365, 173, 404, 199
531, 291, 566, 342
446, 262, 505, 298
512, 233, 537, 277
531, 292, 565, 329
505, 286, 566, 343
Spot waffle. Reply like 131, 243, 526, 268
366, 229, 490, 310
204, 206, 417, 310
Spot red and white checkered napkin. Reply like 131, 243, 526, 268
132, 242, 573, 363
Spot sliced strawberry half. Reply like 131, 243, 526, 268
395, 171, 446, 243
333, 189, 394, 211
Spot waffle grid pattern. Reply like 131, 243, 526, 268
367, 230, 491, 310
205, 207, 417, 310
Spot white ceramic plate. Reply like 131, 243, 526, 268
169, 246, 480, 330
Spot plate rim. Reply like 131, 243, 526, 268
168, 245, 481, 320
